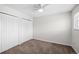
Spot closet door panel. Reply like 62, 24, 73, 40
24, 21, 33, 39
18, 20, 28, 43
6, 15, 18, 49
1, 14, 7, 52
18, 19, 32, 44
22, 20, 32, 43
18, 19, 23, 44
22, 20, 28, 42
1, 14, 18, 52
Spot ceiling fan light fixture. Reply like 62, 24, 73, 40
38, 8, 43, 12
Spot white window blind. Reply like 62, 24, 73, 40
74, 13, 79, 30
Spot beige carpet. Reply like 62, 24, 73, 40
1, 39, 76, 54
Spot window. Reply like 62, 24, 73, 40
74, 13, 79, 30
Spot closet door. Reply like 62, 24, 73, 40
22, 20, 33, 43
18, 19, 23, 44
0, 14, 2, 53
6, 15, 18, 49
1, 14, 7, 52
18, 19, 33, 44
19, 20, 28, 43
25, 21, 33, 40
1, 14, 18, 52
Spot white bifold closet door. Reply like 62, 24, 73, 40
18, 19, 32, 44
21, 20, 32, 43
1, 14, 18, 52
0, 13, 32, 53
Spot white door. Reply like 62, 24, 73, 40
0, 13, 32, 52
25, 21, 33, 40
1, 14, 7, 52
19, 20, 28, 43
1, 14, 18, 52
18, 19, 23, 44
18, 19, 33, 44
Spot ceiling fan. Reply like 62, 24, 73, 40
38, 4, 48, 12
34, 4, 48, 12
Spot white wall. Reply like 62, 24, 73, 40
0, 15, 1, 53
0, 5, 33, 53
72, 5, 79, 53
33, 12, 72, 46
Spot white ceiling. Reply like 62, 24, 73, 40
34, 4, 76, 17
4, 4, 76, 17
4, 4, 34, 17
